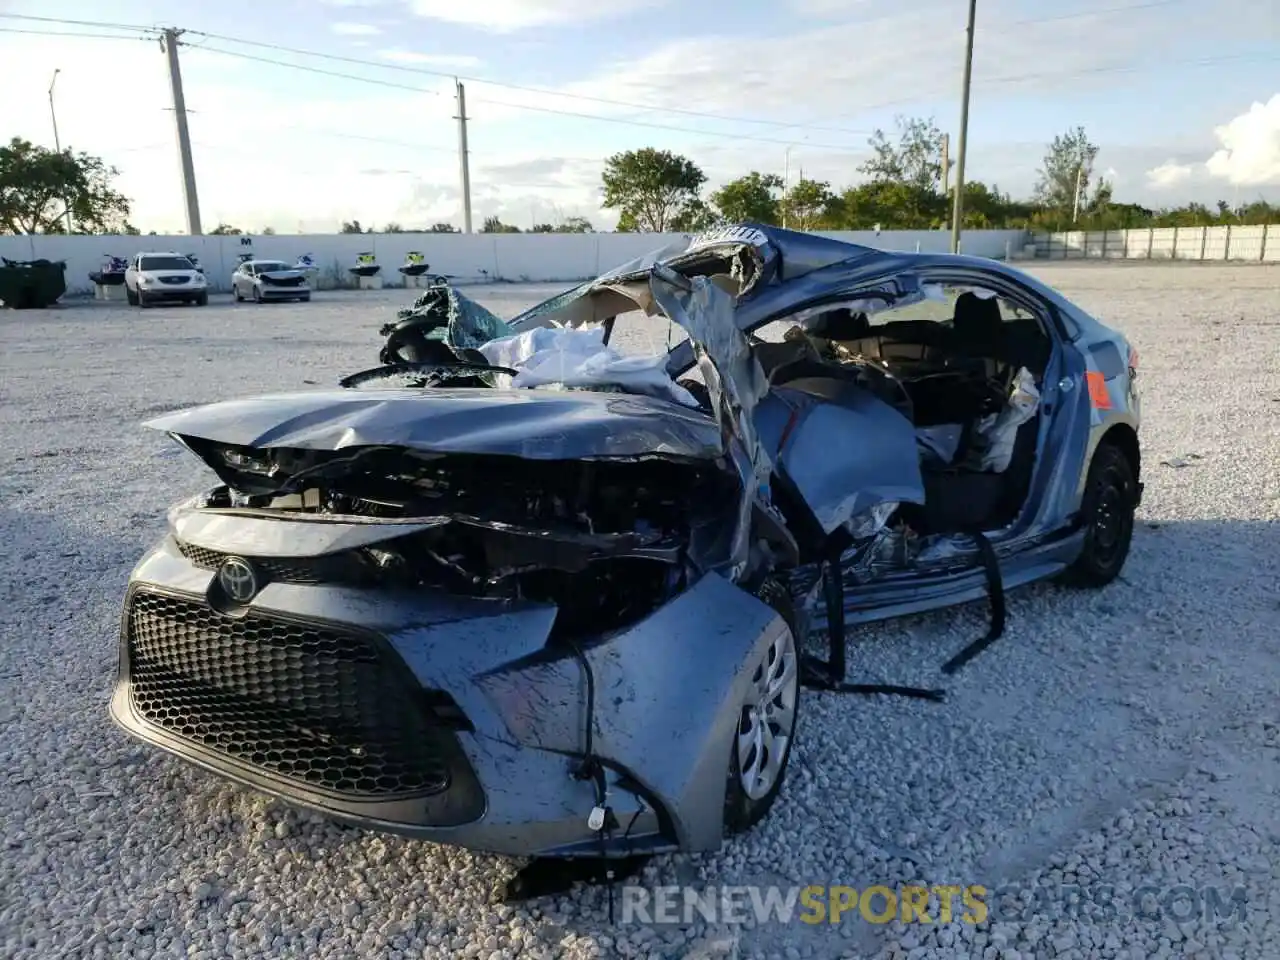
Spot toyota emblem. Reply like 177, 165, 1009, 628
217, 556, 259, 603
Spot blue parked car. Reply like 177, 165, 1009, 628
110, 224, 1140, 889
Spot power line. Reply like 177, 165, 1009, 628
192, 44, 871, 151
0, 26, 154, 41
999, 0, 1188, 28
182, 29, 883, 137
0, 13, 159, 33
185, 44, 444, 97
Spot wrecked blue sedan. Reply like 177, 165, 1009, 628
110, 225, 1141, 888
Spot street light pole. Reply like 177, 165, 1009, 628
48, 69, 74, 234
949, 0, 977, 254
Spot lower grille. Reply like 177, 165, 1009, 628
125, 589, 454, 798
264, 275, 303, 287
159, 275, 189, 284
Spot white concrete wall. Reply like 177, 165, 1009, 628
1033, 225, 1279, 262
1, 228, 1029, 296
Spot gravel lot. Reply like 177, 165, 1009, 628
2, 263, 1278, 960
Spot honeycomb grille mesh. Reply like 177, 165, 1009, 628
125, 590, 452, 798
177, 541, 359, 585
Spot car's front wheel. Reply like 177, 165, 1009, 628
724, 581, 800, 834
233, 283, 243, 302
1061, 441, 1137, 587
125, 284, 138, 306
253, 284, 263, 303
195, 292, 208, 306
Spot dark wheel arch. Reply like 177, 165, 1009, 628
1061, 436, 1138, 588
1100, 422, 1140, 489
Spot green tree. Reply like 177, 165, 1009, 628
428, 222, 457, 233
481, 216, 520, 233
0, 137, 131, 234
710, 171, 784, 225
781, 178, 837, 230
381, 221, 405, 233
601, 148, 706, 232
209, 223, 243, 235
670, 197, 720, 232
555, 216, 594, 233
859, 115, 947, 193
1034, 127, 1100, 216
530, 223, 556, 233
340, 220, 365, 234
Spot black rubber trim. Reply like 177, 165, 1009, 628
940, 531, 1007, 675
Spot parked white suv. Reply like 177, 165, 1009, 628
124, 252, 209, 307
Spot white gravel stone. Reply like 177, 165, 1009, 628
2, 266, 1278, 959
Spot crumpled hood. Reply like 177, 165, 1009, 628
144, 387, 722, 460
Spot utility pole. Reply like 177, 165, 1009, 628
455, 80, 474, 234
162, 28, 202, 235
941, 132, 950, 199
48, 69, 74, 234
950, 0, 977, 254
783, 146, 792, 228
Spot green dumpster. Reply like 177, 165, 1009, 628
0, 257, 68, 309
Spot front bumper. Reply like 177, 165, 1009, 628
140, 283, 205, 300
110, 533, 784, 856
257, 283, 309, 298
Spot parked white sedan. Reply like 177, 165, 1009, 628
231, 260, 312, 303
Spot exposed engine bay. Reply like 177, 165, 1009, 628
180, 443, 741, 640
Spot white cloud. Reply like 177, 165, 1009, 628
1145, 160, 1193, 189
378, 49, 484, 68
1205, 93, 1280, 187
331, 22, 383, 35
319, 0, 384, 6
407, 0, 668, 31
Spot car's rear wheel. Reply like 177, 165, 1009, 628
1061, 441, 1137, 587
724, 580, 800, 835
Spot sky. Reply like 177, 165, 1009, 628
0, 0, 1277, 233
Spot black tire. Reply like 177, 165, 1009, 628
299, 294, 311, 302
253, 284, 263, 304
125, 285, 138, 306
137, 288, 149, 309
724, 579, 801, 835
1061, 441, 1137, 587
233, 284, 243, 302
195, 292, 208, 306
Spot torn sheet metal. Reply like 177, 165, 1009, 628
143, 388, 723, 461
477, 326, 699, 408
648, 266, 774, 577
385, 280, 513, 353
969, 367, 1040, 472
754, 385, 925, 535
